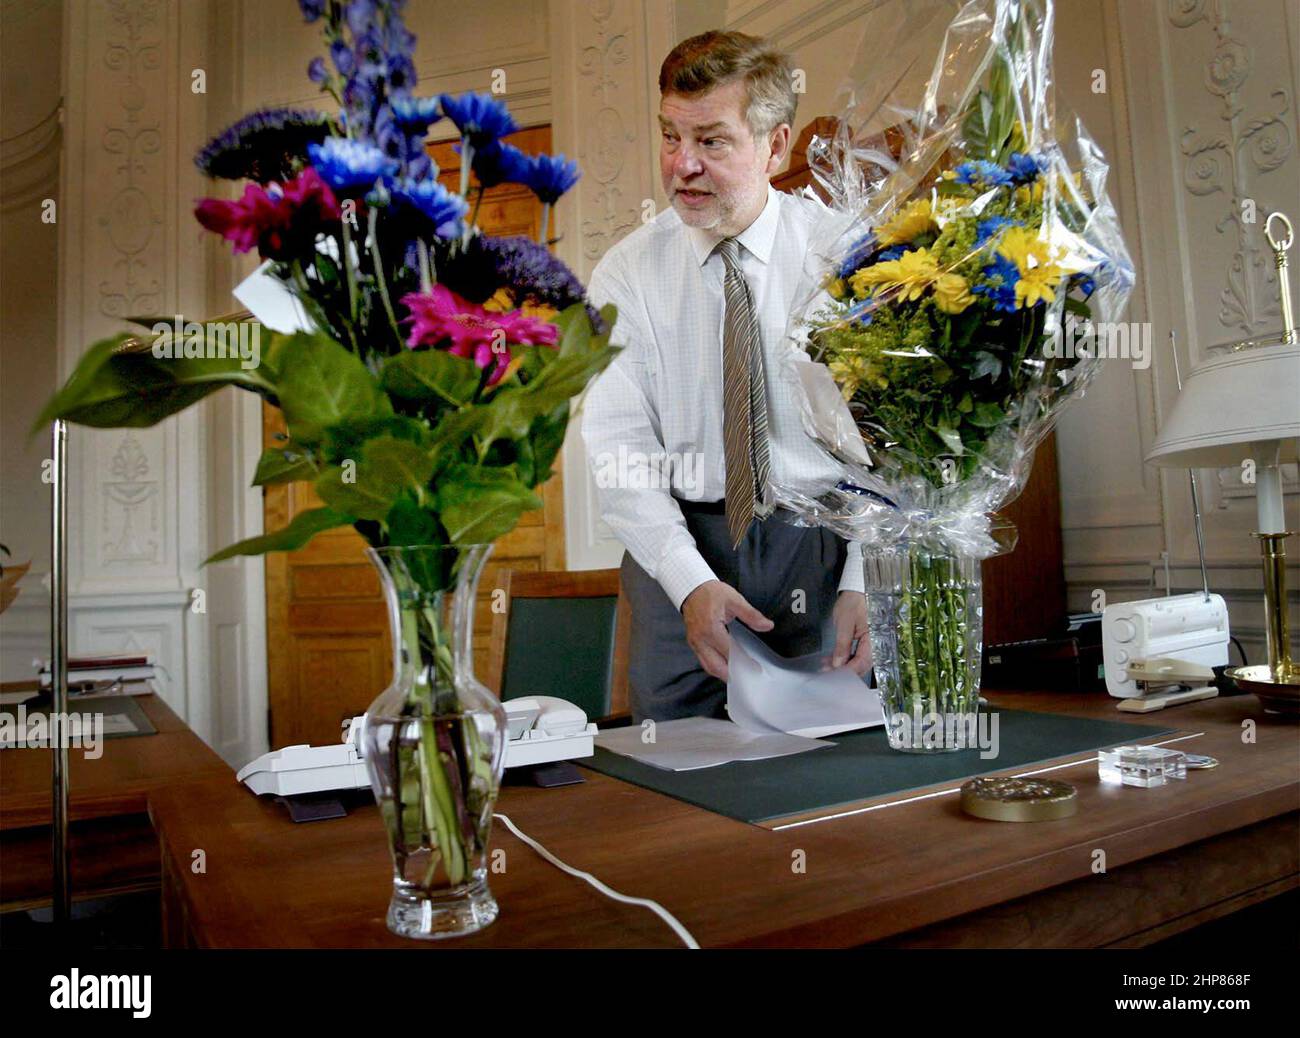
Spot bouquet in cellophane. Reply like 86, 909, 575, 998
774, 0, 1134, 750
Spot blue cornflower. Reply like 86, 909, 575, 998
308, 137, 398, 195
389, 177, 469, 239
837, 234, 877, 279
439, 92, 517, 149
460, 140, 532, 190
845, 299, 875, 327
1006, 152, 1044, 184
972, 254, 1021, 313
975, 216, 1014, 247
954, 160, 1013, 188
1073, 273, 1096, 297
877, 245, 906, 262
522, 153, 581, 205
391, 95, 441, 133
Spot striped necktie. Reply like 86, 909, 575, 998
717, 237, 773, 548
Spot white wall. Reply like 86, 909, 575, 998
0, 0, 62, 681
1053, 0, 1300, 667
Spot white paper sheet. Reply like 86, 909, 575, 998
725, 622, 884, 738
593, 717, 832, 772
233, 261, 316, 334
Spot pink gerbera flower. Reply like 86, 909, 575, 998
400, 285, 559, 386
195, 166, 340, 261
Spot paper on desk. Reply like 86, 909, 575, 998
726, 622, 884, 738
594, 717, 832, 771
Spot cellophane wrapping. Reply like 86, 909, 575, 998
774, 0, 1135, 562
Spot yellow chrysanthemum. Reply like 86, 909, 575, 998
932, 273, 975, 314
996, 225, 1056, 273
849, 247, 940, 302
1014, 266, 1063, 308
875, 198, 937, 246
826, 277, 848, 300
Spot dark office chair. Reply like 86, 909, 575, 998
486, 568, 631, 725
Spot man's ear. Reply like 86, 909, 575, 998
764, 123, 792, 175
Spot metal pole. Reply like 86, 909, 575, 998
1169, 332, 1211, 601
50, 418, 70, 925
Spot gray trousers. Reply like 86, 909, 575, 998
620, 503, 848, 722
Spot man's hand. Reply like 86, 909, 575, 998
680, 580, 774, 682
831, 590, 872, 676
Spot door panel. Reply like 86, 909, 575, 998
264, 126, 562, 748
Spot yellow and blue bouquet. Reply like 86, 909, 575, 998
776, 0, 1134, 749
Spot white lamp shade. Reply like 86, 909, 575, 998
1147, 344, 1300, 468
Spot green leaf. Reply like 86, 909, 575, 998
384, 495, 440, 547
968, 401, 1006, 428
970, 351, 1003, 380
33, 333, 275, 435
382, 350, 482, 405
932, 423, 965, 455
252, 446, 318, 486
205, 506, 349, 564
519, 403, 570, 487
315, 436, 437, 521
320, 414, 427, 466
274, 331, 389, 444
435, 464, 543, 545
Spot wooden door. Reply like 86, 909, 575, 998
263, 126, 566, 749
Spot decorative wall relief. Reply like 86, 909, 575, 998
1169, 0, 1293, 340
102, 433, 161, 564
575, 0, 642, 265
97, 0, 163, 319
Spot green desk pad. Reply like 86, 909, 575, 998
580, 708, 1175, 825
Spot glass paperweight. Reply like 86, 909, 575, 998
1098, 745, 1187, 787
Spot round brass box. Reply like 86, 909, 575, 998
960, 777, 1078, 822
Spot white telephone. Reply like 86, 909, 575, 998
237, 696, 595, 798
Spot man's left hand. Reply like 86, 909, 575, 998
831, 590, 872, 676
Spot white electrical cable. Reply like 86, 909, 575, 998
493, 811, 699, 949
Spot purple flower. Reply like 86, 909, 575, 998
307, 57, 328, 84
298, 0, 325, 22
438, 91, 517, 149
194, 106, 333, 183
522, 153, 581, 205
330, 39, 356, 77
440, 234, 589, 314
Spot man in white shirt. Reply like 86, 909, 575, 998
581, 30, 870, 721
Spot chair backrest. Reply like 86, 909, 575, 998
486, 568, 630, 723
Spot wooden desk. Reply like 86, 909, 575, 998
0, 692, 230, 911
148, 691, 1300, 948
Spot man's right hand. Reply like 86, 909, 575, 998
680, 580, 774, 682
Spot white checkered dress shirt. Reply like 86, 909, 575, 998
580, 184, 864, 610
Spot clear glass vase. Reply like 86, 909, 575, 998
361, 544, 507, 940
863, 543, 984, 752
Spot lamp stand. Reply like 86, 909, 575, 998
1228, 457, 1300, 711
